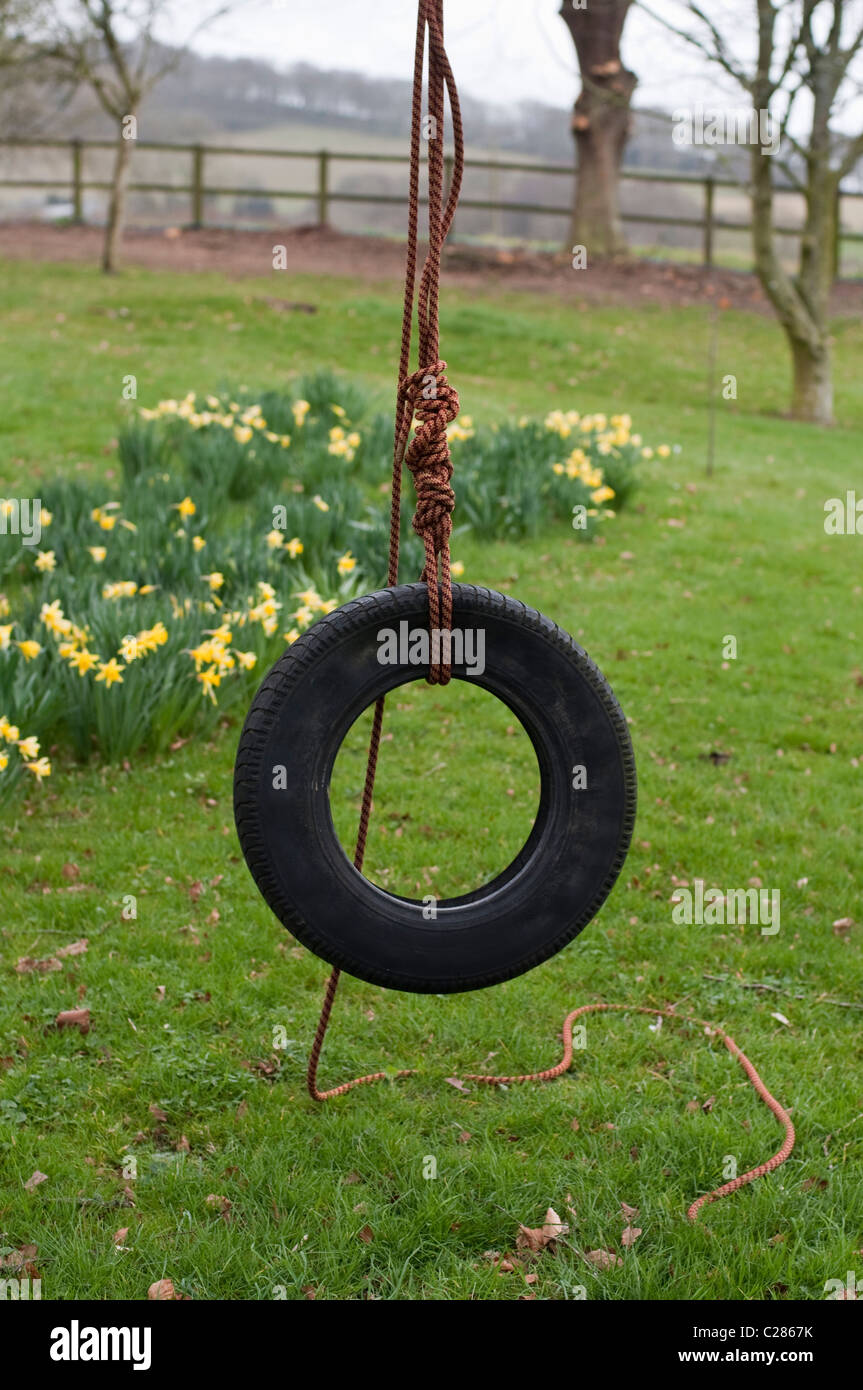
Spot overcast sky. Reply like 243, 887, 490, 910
184, 0, 744, 112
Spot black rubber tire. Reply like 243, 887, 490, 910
233, 583, 636, 994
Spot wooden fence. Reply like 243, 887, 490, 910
1, 136, 862, 267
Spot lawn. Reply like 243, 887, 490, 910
0, 256, 861, 1301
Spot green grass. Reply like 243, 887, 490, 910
0, 258, 861, 1301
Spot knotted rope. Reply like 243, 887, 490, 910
303, 0, 795, 1224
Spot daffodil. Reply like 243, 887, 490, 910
25, 756, 52, 781
292, 399, 310, 427
68, 649, 100, 676
236, 651, 257, 670
17, 735, 39, 759
0, 716, 21, 741
203, 572, 224, 592
174, 497, 196, 519
0, 623, 13, 650
88, 546, 107, 563
34, 550, 56, 572
284, 628, 300, 644
451, 561, 465, 577
337, 551, 357, 576
312, 495, 329, 513
95, 658, 124, 687
16, 640, 42, 661
285, 537, 303, 558
266, 530, 284, 549
192, 535, 206, 552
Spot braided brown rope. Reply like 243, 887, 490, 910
307, 0, 462, 1102
463, 1002, 796, 1222
304, 1, 796, 1223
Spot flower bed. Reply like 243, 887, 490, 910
0, 371, 665, 793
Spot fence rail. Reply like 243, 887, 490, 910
1, 136, 862, 267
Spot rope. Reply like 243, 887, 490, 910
463, 1003, 796, 1222
307, 0, 462, 1102
304, 0, 796, 1224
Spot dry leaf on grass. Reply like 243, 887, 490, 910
147, 1278, 188, 1300
16, 956, 62, 974
24, 1170, 48, 1192
621, 1225, 643, 1248
55, 1008, 90, 1033
357, 1224, 374, 1243
113, 1227, 129, 1245
516, 1207, 569, 1253
620, 1201, 639, 1220
444, 1077, 470, 1093
584, 1249, 623, 1270
205, 1194, 231, 1214
56, 939, 88, 958
0, 1244, 39, 1277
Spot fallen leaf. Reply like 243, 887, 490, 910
0, 1244, 38, 1275
205, 1193, 231, 1213
621, 1225, 643, 1247
24, 1170, 48, 1192
584, 1248, 623, 1270
149, 1103, 168, 1123
147, 1278, 186, 1300
770, 1012, 791, 1027
56, 939, 88, 958
516, 1206, 569, 1253
702, 1095, 716, 1112
832, 917, 854, 937
620, 1201, 639, 1220
113, 1227, 129, 1244
55, 1008, 90, 1033
357, 1224, 374, 1243
17, 956, 62, 973
61, 862, 80, 880
444, 1076, 470, 1093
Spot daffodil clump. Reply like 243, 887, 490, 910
0, 373, 667, 793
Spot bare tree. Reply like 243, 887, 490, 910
559, 0, 637, 257
642, 0, 863, 426
26, 2, 231, 272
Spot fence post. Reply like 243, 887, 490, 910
703, 176, 714, 267
191, 144, 205, 228
317, 150, 329, 226
71, 140, 83, 223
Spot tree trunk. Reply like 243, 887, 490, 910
790, 338, 833, 426
102, 129, 134, 274
559, 0, 636, 258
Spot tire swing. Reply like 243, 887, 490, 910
233, 0, 635, 1002
234, 0, 794, 1220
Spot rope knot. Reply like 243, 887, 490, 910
401, 360, 459, 555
